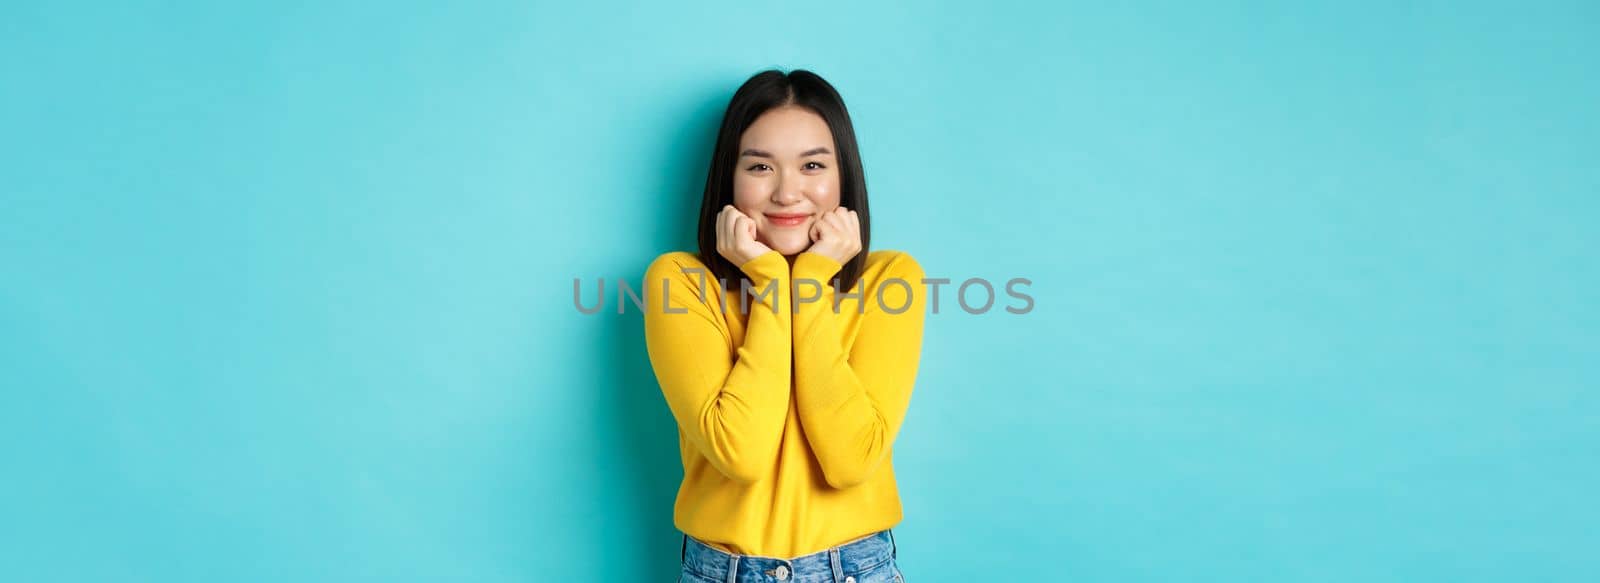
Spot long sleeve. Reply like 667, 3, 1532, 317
791, 250, 926, 489
643, 250, 793, 485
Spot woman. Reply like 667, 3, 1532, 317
644, 69, 926, 583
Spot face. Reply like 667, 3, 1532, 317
732, 105, 841, 255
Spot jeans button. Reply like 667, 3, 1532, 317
844, 577, 855, 583
775, 565, 789, 580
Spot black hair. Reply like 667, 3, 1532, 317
696, 68, 871, 294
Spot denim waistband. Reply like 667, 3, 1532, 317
681, 529, 898, 583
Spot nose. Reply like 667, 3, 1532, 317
771, 173, 804, 205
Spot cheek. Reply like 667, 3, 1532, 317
809, 177, 841, 208
732, 176, 768, 208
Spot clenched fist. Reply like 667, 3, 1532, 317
806, 206, 861, 265
716, 205, 774, 268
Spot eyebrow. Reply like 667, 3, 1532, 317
739, 147, 834, 158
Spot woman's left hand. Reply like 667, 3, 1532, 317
807, 206, 862, 266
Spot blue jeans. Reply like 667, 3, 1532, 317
679, 529, 905, 583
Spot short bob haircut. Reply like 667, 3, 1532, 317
696, 69, 871, 294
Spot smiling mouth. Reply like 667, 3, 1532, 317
765, 214, 810, 227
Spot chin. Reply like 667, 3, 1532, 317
763, 237, 810, 256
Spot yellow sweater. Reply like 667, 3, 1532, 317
643, 248, 926, 559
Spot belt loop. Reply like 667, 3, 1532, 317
888, 528, 897, 559
829, 547, 844, 582
726, 554, 739, 583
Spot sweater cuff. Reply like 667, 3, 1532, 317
738, 250, 789, 286
793, 251, 844, 284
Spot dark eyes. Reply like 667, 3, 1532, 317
745, 162, 828, 172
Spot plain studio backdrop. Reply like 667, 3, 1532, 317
2, 1, 1595, 581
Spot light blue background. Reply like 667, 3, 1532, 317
3, 1, 1596, 581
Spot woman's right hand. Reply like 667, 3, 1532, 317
716, 205, 774, 268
